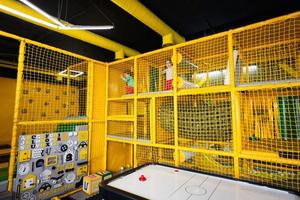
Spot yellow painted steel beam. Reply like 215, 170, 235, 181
0, 0, 140, 57
228, 31, 240, 179
111, 0, 185, 45
133, 58, 138, 167
87, 61, 93, 174
172, 47, 179, 166
17, 119, 88, 125
8, 41, 25, 192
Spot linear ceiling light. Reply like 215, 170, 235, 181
58, 25, 114, 30
20, 0, 65, 27
0, 4, 58, 28
0, 0, 114, 30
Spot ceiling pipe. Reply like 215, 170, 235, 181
111, 0, 185, 46
0, 0, 140, 58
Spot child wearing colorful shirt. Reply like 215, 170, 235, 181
121, 72, 134, 94
162, 60, 173, 90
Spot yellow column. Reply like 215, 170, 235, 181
133, 58, 138, 167
8, 40, 25, 191
228, 31, 240, 178
87, 61, 94, 174
150, 97, 156, 144
173, 47, 179, 166
104, 63, 109, 169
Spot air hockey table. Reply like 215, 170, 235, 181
99, 164, 299, 200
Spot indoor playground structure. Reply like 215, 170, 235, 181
106, 12, 300, 193
0, 10, 299, 199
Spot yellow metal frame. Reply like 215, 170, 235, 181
0, 30, 107, 194
1, 10, 300, 195
105, 11, 300, 192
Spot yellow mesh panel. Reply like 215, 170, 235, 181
239, 158, 300, 192
156, 96, 174, 145
19, 43, 88, 121
107, 121, 133, 140
136, 145, 175, 166
233, 17, 300, 85
137, 98, 151, 142
178, 92, 232, 151
108, 99, 134, 116
176, 34, 229, 89
108, 59, 134, 98
137, 49, 174, 94
179, 150, 234, 177
103, 12, 300, 193
240, 87, 300, 159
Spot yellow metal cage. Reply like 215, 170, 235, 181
0, 30, 106, 195
105, 11, 300, 193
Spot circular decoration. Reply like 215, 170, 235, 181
21, 192, 30, 200
65, 173, 76, 183
61, 144, 68, 152
18, 163, 30, 176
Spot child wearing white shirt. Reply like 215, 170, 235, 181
162, 60, 173, 90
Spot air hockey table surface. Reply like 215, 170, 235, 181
99, 164, 300, 200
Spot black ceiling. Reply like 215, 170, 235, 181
0, 0, 299, 62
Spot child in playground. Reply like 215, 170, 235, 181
162, 60, 173, 90
121, 71, 134, 94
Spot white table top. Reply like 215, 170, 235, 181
108, 164, 299, 200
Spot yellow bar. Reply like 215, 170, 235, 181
135, 142, 175, 149
235, 81, 300, 91
107, 97, 134, 101
137, 92, 174, 99
133, 57, 138, 167
228, 31, 240, 179
87, 61, 94, 174
178, 146, 233, 157
177, 85, 231, 96
104, 63, 109, 170
173, 47, 179, 166
18, 119, 88, 125
239, 153, 300, 166
150, 97, 156, 144
8, 40, 25, 192
106, 116, 135, 121
111, 0, 185, 44
107, 137, 134, 145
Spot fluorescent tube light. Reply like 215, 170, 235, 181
20, 0, 65, 27
0, 4, 58, 29
58, 25, 114, 30
1, 1, 114, 30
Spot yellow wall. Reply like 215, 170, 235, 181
0, 77, 16, 145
